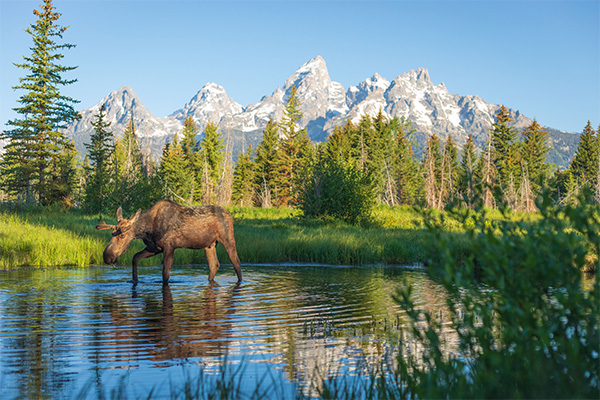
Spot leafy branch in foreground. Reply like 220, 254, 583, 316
396, 190, 599, 399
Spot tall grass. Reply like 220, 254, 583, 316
0, 204, 525, 269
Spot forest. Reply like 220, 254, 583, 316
1, 2, 599, 219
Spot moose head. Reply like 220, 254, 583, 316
96, 207, 141, 264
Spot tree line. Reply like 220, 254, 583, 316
1, 0, 599, 222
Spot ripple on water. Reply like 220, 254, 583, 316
0, 264, 454, 399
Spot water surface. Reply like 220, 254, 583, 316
0, 264, 452, 398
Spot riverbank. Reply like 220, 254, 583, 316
0, 205, 481, 269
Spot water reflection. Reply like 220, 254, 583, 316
0, 265, 452, 399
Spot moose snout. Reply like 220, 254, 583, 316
103, 248, 118, 265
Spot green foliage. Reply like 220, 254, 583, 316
300, 152, 375, 224
395, 191, 600, 398
459, 134, 478, 208
232, 145, 256, 207
253, 118, 279, 206
274, 86, 312, 207
491, 105, 520, 190
571, 121, 599, 188
521, 119, 551, 186
1, 0, 80, 205
83, 104, 114, 212
159, 134, 195, 204
198, 121, 225, 203
107, 118, 161, 211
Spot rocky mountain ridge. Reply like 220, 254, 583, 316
62, 56, 579, 167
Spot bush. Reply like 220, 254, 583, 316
300, 157, 375, 224
395, 191, 599, 398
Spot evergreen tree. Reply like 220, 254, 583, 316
121, 117, 144, 182
521, 119, 550, 190
392, 117, 422, 205
458, 135, 478, 208
84, 104, 114, 211
478, 135, 497, 209
491, 106, 519, 190
198, 121, 225, 204
439, 134, 459, 206
179, 116, 200, 201
109, 118, 149, 210
0, 0, 79, 205
232, 145, 256, 207
570, 121, 598, 188
274, 85, 311, 207
423, 133, 442, 209
254, 118, 279, 207
159, 135, 194, 204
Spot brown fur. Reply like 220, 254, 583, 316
96, 200, 242, 284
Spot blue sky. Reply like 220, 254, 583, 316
1, 0, 598, 133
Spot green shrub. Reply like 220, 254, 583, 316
395, 191, 599, 398
300, 157, 375, 224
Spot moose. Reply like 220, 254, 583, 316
96, 200, 242, 284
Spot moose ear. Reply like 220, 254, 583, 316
116, 207, 123, 222
96, 221, 115, 231
131, 209, 141, 222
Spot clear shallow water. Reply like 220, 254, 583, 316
0, 264, 453, 399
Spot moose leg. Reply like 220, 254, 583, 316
132, 248, 156, 282
221, 239, 242, 283
205, 243, 220, 282
162, 248, 174, 285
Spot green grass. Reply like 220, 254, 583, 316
0, 204, 517, 269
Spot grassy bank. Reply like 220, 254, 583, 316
0, 205, 480, 269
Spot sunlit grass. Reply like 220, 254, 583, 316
0, 204, 485, 269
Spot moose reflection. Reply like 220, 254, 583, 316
96, 200, 242, 283
99, 283, 240, 362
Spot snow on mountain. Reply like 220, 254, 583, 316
63, 56, 578, 167
170, 82, 244, 129
63, 86, 176, 156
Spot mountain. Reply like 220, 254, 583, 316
61, 56, 580, 168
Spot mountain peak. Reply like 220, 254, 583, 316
416, 67, 430, 82
297, 55, 327, 72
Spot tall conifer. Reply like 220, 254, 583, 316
459, 135, 478, 208
275, 86, 311, 207
84, 104, 114, 210
570, 121, 598, 188
254, 118, 279, 206
198, 121, 225, 204
491, 106, 519, 190
1, 0, 79, 204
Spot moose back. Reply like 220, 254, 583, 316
96, 200, 242, 283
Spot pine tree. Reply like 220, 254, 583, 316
0, 0, 79, 205
521, 119, 550, 191
159, 135, 194, 204
232, 145, 256, 207
570, 121, 598, 188
109, 118, 148, 210
274, 85, 311, 207
459, 135, 478, 208
393, 117, 422, 205
440, 134, 459, 206
198, 121, 225, 204
423, 133, 442, 209
179, 116, 200, 201
84, 104, 114, 211
491, 106, 519, 191
254, 118, 279, 207
478, 135, 497, 209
